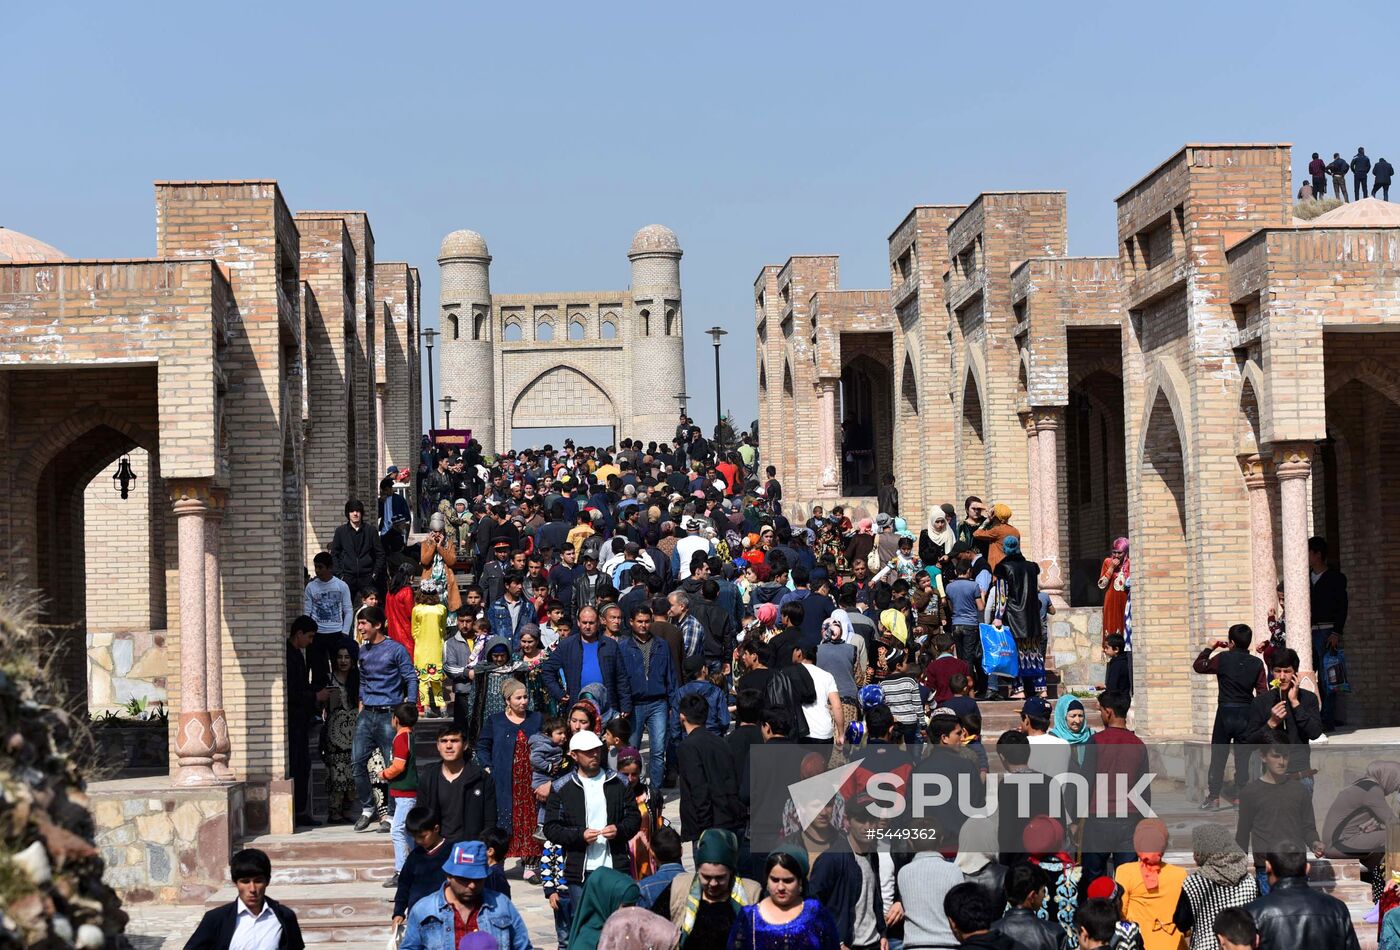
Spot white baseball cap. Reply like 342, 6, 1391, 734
568, 730, 604, 752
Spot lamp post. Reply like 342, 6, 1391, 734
674, 390, 689, 419
113, 454, 137, 500
421, 327, 439, 430
706, 326, 728, 433
440, 395, 456, 429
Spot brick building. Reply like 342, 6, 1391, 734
755, 143, 1400, 737
0, 183, 421, 896
437, 224, 687, 451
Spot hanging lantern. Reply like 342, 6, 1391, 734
113, 454, 137, 500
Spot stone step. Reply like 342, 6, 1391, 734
206, 882, 394, 921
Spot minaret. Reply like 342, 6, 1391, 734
627, 224, 685, 445
437, 230, 495, 451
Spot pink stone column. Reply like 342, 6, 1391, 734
206, 489, 233, 781
1240, 454, 1278, 646
818, 380, 838, 492
1024, 413, 1042, 561
1275, 443, 1316, 690
170, 480, 217, 787
1034, 407, 1066, 604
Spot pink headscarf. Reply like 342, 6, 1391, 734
857, 518, 874, 535
755, 603, 779, 626
1112, 537, 1129, 554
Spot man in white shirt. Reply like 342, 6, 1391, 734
796, 642, 845, 745
184, 848, 303, 950
1021, 697, 1070, 778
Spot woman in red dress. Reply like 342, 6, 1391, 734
1099, 537, 1130, 645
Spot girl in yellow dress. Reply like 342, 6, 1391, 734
411, 582, 447, 715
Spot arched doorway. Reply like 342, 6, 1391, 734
1066, 370, 1128, 605
840, 354, 892, 496
896, 353, 924, 517
961, 373, 987, 497
1134, 388, 1190, 735
510, 365, 619, 449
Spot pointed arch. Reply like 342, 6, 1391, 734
510, 363, 618, 431
1325, 356, 1400, 407
900, 351, 919, 413
782, 359, 794, 396
758, 361, 768, 394
1136, 357, 1191, 477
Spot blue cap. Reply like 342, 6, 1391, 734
1003, 535, 1021, 555
442, 840, 490, 879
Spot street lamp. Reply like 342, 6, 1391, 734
706, 326, 728, 433
440, 395, 456, 429
112, 454, 137, 500
421, 327, 439, 430
674, 390, 689, 419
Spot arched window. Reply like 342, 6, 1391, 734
640, 308, 651, 336
569, 318, 586, 341
447, 312, 460, 340
664, 308, 676, 335
472, 312, 485, 341
537, 321, 554, 342
504, 320, 523, 342
601, 319, 618, 340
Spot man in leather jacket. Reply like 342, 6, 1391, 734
1245, 845, 1360, 949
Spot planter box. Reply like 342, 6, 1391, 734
91, 719, 168, 777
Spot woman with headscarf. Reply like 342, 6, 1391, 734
1024, 815, 1081, 944
993, 535, 1045, 696
843, 519, 876, 573
1100, 537, 1131, 647
920, 508, 958, 567
1322, 760, 1400, 904
1050, 695, 1094, 766
475, 678, 543, 867
1171, 822, 1259, 950
569, 867, 641, 950
1115, 818, 1187, 950
973, 503, 1021, 571
729, 845, 840, 950
598, 908, 680, 950
817, 610, 865, 729
650, 829, 761, 947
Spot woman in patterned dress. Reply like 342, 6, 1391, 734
517, 625, 558, 718
321, 646, 359, 822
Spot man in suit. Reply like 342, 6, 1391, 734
676, 694, 744, 842
184, 848, 304, 950
286, 616, 327, 828
541, 605, 633, 722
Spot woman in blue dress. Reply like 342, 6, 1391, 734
728, 846, 840, 950
475, 678, 542, 862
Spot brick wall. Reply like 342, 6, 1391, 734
376, 263, 423, 477
84, 447, 166, 633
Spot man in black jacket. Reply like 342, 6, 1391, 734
1193, 623, 1267, 809
690, 579, 737, 674
1328, 152, 1351, 202
1243, 648, 1323, 776
1351, 147, 1372, 200
1245, 845, 1360, 950
676, 694, 744, 842
1375, 156, 1395, 201
286, 617, 327, 828
543, 729, 641, 911
414, 725, 496, 844
1308, 536, 1349, 728
184, 848, 304, 950
330, 499, 385, 599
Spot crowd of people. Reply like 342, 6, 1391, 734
1298, 147, 1395, 201
268, 420, 1376, 950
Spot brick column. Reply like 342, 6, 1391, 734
1023, 413, 1042, 561
818, 379, 839, 491
1274, 443, 1315, 690
170, 480, 217, 787
1034, 407, 1066, 604
375, 384, 388, 482
205, 489, 233, 781
1240, 454, 1277, 646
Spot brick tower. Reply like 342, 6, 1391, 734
437, 229, 493, 446
626, 224, 686, 445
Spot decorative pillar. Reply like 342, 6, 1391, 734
170, 480, 217, 787
1034, 407, 1066, 604
205, 488, 233, 781
1274, 443, 1315, 690
1240, 454, 1278, 647
818, 379, 839, 492
1023, 413, 1042, 561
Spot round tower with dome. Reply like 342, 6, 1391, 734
436, 229, 494, 449
627, 225, 686, 445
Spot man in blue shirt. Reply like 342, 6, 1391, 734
352, 606, 418, 832
542, 605, 632, 722
945, 556, 988, 698
619, 604, 678, 786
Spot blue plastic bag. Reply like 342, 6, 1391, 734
1322, 648, 1351, 694
979, 623, 1020, 679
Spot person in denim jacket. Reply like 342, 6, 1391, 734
399, 841, 530, 950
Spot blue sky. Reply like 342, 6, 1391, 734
4, 2, 1383, 438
